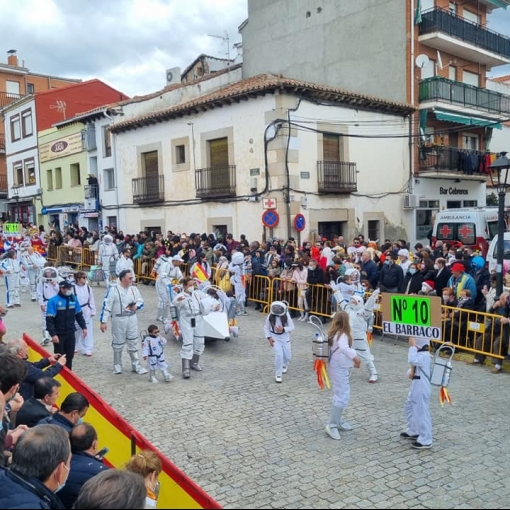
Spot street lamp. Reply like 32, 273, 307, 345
489, 151, 510, 297
10, 185, 20, 223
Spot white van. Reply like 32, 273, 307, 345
431, 207, 500, 258
486, 232, 510, 274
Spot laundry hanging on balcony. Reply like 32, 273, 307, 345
434, 111, 503, 130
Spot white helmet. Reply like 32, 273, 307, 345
345, 268, 360, 284
42, 268, 58, 282
103, 235, 113, 244
270, 301, 288, 316
231, 251, 244, 265
349, 294, 365, 311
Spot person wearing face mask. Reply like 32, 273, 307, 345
0, 423, 71, 509
38, 392, 89, 433
46, 281, 87, 371
6, 338, 66, 400
15, 376, 61, 427
399, 263, 423, 295
378, 252, 404, 293
172, 276, 214, 378
433, 258, 451, 298
57, 423, 110, 509
125, 449, 162, 509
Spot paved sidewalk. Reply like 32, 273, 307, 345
5, 282, 510, 509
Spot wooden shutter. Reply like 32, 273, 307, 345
210, 138, 229, 167
323, 134, 340, 161
143, 151, 159, 177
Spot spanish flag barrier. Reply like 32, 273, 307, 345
24, 333, 222, 510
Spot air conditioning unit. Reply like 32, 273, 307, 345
403, 194, 418, 209
166, 67, 181, 86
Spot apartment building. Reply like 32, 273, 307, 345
0, 49, 80, 219
2, 80, 128, 224
240, 0, 510, 244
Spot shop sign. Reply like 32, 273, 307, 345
39, 132, 83, 163
439, 187, 469, 195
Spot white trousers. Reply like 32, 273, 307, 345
353, 338, 377, 376
75, 315, 94, 354
273, 338, 291, 377
329, 364, 351, 409
404, 377, 432, 445
5, 274, 20, 306
179, 316, 205, 360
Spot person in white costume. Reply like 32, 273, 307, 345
99, 269, 148, 375
73, 271, 96, 356
116, 247, 134, 278
172, 276, 216, 379
37, 266, 61, 344
400, 336, 433, 449
264, 301, 295, 383
21, 245, 45, 301
228, 250, 246, 316
154, 253, 183, 323
1, 250, 21, 307
337, 289, 380, 383
98, 235, 118, 282
325, 310, 361, 440
141, 324, 173, 383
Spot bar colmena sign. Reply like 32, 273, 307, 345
39, 132, 83, 163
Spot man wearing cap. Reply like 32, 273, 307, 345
46, 281, 87, 370
447, 263, 477, 300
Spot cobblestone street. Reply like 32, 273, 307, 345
6, 282, 510, 509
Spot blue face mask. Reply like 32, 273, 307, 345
76, 417, 84, 425
55, 464, 69, 493
384, 260, 391, 266
409, 269, 416, 275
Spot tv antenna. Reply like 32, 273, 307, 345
207, 31, 231, 62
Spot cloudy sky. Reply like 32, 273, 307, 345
0, 0, 509, 98
0, 0, 248, 97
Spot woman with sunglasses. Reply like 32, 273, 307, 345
74, 272, 96, 357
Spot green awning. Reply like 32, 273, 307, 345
486, 0, 508, 9
434, 111, 503, 129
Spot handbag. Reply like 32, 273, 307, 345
88, 265, 105, 282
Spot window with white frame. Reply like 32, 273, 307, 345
13, 161, 23, 186
24, 159, 36, 186
10, 115, 21, 142
21, 110, 33, 138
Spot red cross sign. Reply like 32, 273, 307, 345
439, 225, 452, 238
458, 224, 473, 239
263, 198, 277, 209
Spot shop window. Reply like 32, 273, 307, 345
463, 200, 477, 207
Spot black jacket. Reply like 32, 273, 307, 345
435, 267, 451, 297
379, 263, 404, 291
306, 267, 325, 286
38, 412, 75, 434
19, 359, 63, 401
15, 398, 51, 428
57, 452, 108, 509
0, 467, 65, 509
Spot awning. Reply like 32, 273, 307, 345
486, 0, 508, 9
434, 111, 503, 129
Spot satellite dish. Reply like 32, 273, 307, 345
415, 54, 430, 69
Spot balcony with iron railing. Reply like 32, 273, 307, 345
419, 8, 510, 66
0, 91, 23, 108
418, 145, 495, 178
317, 161, 357, 193
132, 175, 164, 204
195, 165, 236, 198
419, 77, 510, 117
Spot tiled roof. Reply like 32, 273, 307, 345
181, 53, 235, 79
491, 74, 510, 83
111, 74, 415, 133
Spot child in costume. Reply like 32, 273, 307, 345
141, 324, 173, 383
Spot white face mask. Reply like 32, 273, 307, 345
434, 264, 439, 270
63, 290, 73, 297
442, 294, 449, 301
421, 286, 429, 293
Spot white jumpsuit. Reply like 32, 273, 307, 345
98, 239, 119, 281
115, 256, 134, 277
155, 260, 183, 321
37, 279, 60, 340
228, 262, 245, 314
141, 334, 169, 372
339, 294, 378, 382
264, 313, 295, 377
405, 342, 432, 446
21, 251, 45, 301
100, 283, 146, 373
172, 289, 209, 360
74, 282, 96, 355
328, 332, 358, 409
1, 257, 21, 306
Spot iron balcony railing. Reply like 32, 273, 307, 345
0, 134, 5, 154
132, 175, 164, 204
419, 77, 510, 116
84, 184, 99, 200
0, 91, 23, 108
418, 146, 496, 174
195, 165, 236, 198
420, 8, 510, 60
317, 161, 357, 193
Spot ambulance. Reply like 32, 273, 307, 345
431, 207, 501, 258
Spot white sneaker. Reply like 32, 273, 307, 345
338, 420, 353, 431
282, 365, 288, 374
368, 374, 378, 383
163, 371, 174, 382
275, 375, 282, 383
113, 364, 122, 374
149, 375, 159, 383
325, 424, 341, 440
136, 367, 149, 375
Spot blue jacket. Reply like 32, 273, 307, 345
46, 292, 86, 337
0, 467, 65, 509
19, 359, 63, 400
38, 412, 75, 433
57, 452, 108, 509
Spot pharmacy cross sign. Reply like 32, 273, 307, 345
439, 225, 452, 238
263, 198, 277, 209
458, 224, 473, 239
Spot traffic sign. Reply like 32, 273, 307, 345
380, 294, 442, 340
262, 210, 279, 228
294, 213, 306, 232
